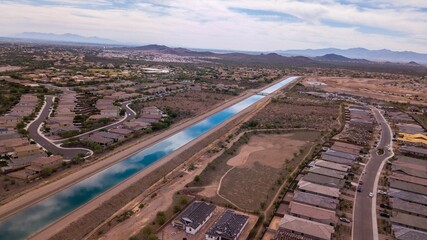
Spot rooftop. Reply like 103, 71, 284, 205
392, 224, 427, 240
389, 179, 427, 196
388, 188, 427, 205
292, 191, 339, 210
175, 201, 216, 230
323, 150, 357, 161
279, 214, 335, 240
302, 173, 345, 188
289, 201, 337, 224
206, 210, 249, 240
309, 166, 347, 179
314, 160, 350, 172
392, 198, 427, 217
297, 180, 340, 198
391, 212, 427, 231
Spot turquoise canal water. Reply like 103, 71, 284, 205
0, 76, 297, 240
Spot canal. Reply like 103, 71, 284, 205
0, 76, 298, 239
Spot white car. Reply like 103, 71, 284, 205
377, 190, 387, 195
369, 192, 373, 197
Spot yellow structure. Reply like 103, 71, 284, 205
398, 133, 427, 145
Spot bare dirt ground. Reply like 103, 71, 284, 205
192, 131, 320, 211
219, 133, 319, 210
253, 83, 341, 131
158, 206, 257, 240
0, 65, 22, 72
133, 91, 233, 121
303, 76, 427, 105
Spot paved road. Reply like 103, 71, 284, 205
27, 96, 91, 159
352, 107, 393, 240
53, 100, 137, 143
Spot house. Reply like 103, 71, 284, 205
87, 135, 114, 146
172, 201, 216, 235
391, 212, 427, 232
289, 201, 338, 226
292, 191, 339, 210
302, 173, 345, 189
323, 150, 357, 161
278, 214, 335, 240
392, 225, 427, 240
391, 198, 427, 218
0, 138, 29, 152
12, 145, 42, 158
297, 180, 340, 199
3, 153, 46, 173
108, 128, 133, 137
313, 160, 351, 173
388, 188, 427, 206
400, 146, 427, 158
25, 155, 63, 176
390, 173, 427, 187
94, 131, 124, 142
205, 210, 249, 240
100, 109, 119, 117
320, 155, 353, 166
389, 179, 427, 195
123, 121, 149, 130
309, 167, 347, 179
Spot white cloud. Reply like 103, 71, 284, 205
0, 0, 426, 52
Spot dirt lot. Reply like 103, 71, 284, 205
192, 131, 321, 211
132, 90, 233, 121
252, 84, 341, 131
302, 76, 427, 106
158, 206, 258, 240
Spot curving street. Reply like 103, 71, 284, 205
26, 96, 91, 159
53, 99, 137, 143
352, 107, 394, 240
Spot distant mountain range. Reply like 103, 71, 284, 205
276, 48, 427, 63
8, 32, 124, 45
314, 54, 371, 63
1, 32, 426, 65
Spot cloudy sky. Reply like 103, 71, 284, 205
1, 0, 427, 52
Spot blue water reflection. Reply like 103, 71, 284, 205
0, 77, 296, 239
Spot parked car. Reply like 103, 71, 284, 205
339, 217, 351, 223
369, 192, 373, 197
359, 180, 364, 185
357, 186, 362, 192
377, 190, 387, 195
379, 212, 390, 218
380, 203, 391, 209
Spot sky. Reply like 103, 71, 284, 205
1, 0, 427, 52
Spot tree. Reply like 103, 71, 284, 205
194, 175, 201, 183
156, 211, 166, 225
40, 167, 53, 177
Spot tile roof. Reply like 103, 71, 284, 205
279, 215, 334, 240
391, 198, 427, 217
391, 212, 427, 231
392, 224, 427, 240
388, 188, 427, 205
389, 179, 427, 195
289, 201, 337, 224
302, 173, 345, 189
309, 166, 347, 179
292, 191, 338, 210
314, 160, 350, 172
297, 180, 340, 198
